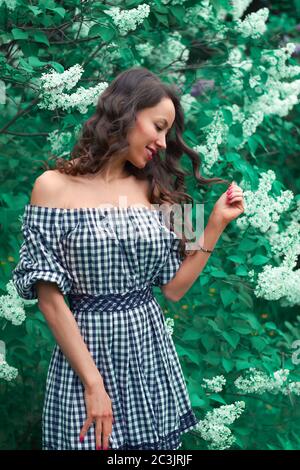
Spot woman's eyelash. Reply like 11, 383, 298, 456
155, 125, 163, 131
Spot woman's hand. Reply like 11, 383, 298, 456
210, 181, 245, 227
80, 381, 114, 450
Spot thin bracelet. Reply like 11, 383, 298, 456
198, 243, 213, 253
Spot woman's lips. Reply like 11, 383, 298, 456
145, 147, 152, 160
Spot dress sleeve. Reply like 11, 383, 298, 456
12, 205, 73, 300
151, 234, 184, 287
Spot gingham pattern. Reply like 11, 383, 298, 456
12, 204, 199, 450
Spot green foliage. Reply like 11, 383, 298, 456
1, 0, 300, 451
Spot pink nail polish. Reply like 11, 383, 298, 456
79, 436, 84, 443
96, 445, 102, 450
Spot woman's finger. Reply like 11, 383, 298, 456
101, 417, 113, 450
79, 417, 93, 443
227, 196, 244, 203
95, 418, 103, 450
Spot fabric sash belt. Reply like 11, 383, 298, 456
67, 284, 154, 313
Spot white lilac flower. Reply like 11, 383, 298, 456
161, 0, 188, 4
104, 4, 150, 36
234, 368, 300, 395
202, 375, 226, 393
184, 0, 214, 22
184, 1, 228, 39
0, 354, 18, 381
196, 401, 245, 450
39, 64, 84, 94
165, 317, 175, 336
149, 31, 189, 70
230, 0, 254, 20
135, 43, 155, 59
241, 111, 264, 141
0, 0, 16, 10
249, 75, 261, 88
247, 78, 300, 118
254, 264, 300, 305
235, 7, 269, 39
0, 279, 38, 325
194, 109, 228, 174
38, 65, 108, 113
261, 43, 300, 80
0, 280, 36, 325
180, 94, 198, 115
267, 204, 300, 257
236, 170, 293, 234
47, 130, 73, 157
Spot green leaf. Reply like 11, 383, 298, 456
200, 333, 215, 351
222, 108, 233, 125
204, 351, 220, 366
18, 58, 33, 72
227, 255, 245, 263
12, 28, 29, 40
264, 322, 278, 330
251, 254, 269, 265
153, 12, 169, 27
197, 112, 214, 128
236, 265, 249, 277
182, 328, 202, 341
222, 357, 234, 373
208, 393, 227, 405
48, 61, 64, 73
222, 331, 240, 349
251, 336, 267, 352
236, 361, 254, 371
207, 319, 222, 333
242, 313, 262, 330
33, 31, 50, 47
220, 287, 237, 307
234, 426, 252, 436
231, 323, 252, 335
171, 5, 186, 21
238, 290, 254, 309
89, 24, 115, 41
28, 56, 46, 68
176, 344, 201, 365
225, 152, 240, 162
253, 133, 268, 151
247, 135, 258, 156
53, 7, 66, 18
27, 5, 42, 15
190, 393, 206, 407
239, 239, 257, 251
210, 270, 227, 278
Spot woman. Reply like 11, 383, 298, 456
12, 67, 244, 450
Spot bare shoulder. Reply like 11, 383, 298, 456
30, 170, 66, 207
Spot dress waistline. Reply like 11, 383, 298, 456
67, 285, 154, 313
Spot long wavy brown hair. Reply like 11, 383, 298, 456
48, 66, 230, 258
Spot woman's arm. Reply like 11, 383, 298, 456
37, 281, 105, 391
161, 215, 226, 302
31, 171, 105, 390
161, 182, 244, 302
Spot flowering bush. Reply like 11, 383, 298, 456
1, 0, 300, 450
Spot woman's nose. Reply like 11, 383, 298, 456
156, 135, 167, 149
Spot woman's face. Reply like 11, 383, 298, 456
126, 97, 176, 168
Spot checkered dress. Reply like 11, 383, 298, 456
12, 204, 199, 450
